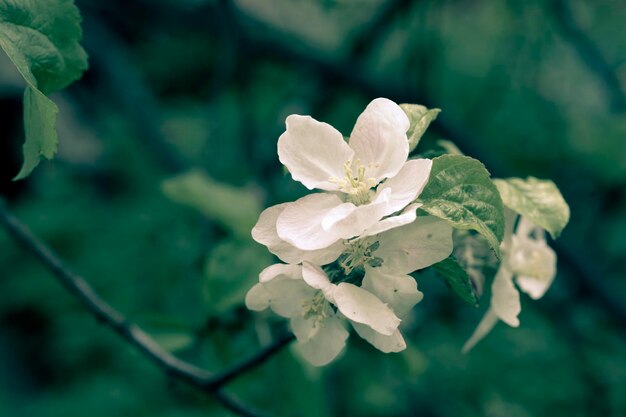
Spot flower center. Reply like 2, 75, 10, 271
301, 291, 327, 322
339, 238, 382, 275
329, 160, 378, 205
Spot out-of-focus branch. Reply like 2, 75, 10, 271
79, 12, 187, 173
0, 197, 293, 417
349, 0, 410, 59
550, 0, 626, 111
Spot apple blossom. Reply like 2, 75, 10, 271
275, 98, 432, 251
463, 214, 557, 352
245, 263, 349, 366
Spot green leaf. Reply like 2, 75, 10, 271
17, 87, 59, 178
419, 154, 505, 257
432, 256, 479, 307
0, 0, 88, 179
162, 170, 262, 240
399, 103, 441, 152
494, 177, 570, 239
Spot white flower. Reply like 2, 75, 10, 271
274, 98, 432, 251
248, 206, 452, 363
299, 214, 453, 353
463, 214, 557, 352
245, 264, 349, 366
301, 262, 403, 336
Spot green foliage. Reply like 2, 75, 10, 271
419, 155, 505, 257
204, 239, 272, 314
495, 177, 570, 239
0, 1, 622, 416
0, 0, 88, 179
400, 103, 441, 152
432, 256, 479, 307
162, 170, 261, 240
437, 140, 464, 155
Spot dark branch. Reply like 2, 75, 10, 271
349, 0, 409, 59
207, 331, 295, 388
0, 197, 292, 417
550, 0, 626, 111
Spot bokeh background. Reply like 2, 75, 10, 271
1, 0, 626, 416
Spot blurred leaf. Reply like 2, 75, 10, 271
419, 155, 505, 257
204, 240, 271, 314
0, 0, 88, 179
162, 170, 261, 239
494, 177, 570, 239
437, 139, 464, 155
400, 103, 441, 152
432, 256, 479, 307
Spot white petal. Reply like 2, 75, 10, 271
491, 266, 520, 327
251, 204, 286, 248
302, 262, 336, 302
377, 159, 432, 213
508, 234, 557, 300
376, 215, 453, 274
332, 282, 401, 336
277, 193, 344, 250
352, 322, 406, 353
361, 203, 421, 237
259, 263, 302, 283
245, 283, 271, 311
278, 115, 355, 191
462, 308, 499, 353
321, 187, 392, 239
256, 264, 317, 318
349, 98, 410, 182
516, 273, 556, 300
294, 315, 349, 367
252, 203, 343, 265
362, 267, 423, 317
290, 313, 321, 343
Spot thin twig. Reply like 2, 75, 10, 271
349, 0, 409, 59
550, 0, 626, 111
208, 331, 295, 388
0, 197, 292, 417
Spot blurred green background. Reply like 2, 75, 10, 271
1, 0, 625, 416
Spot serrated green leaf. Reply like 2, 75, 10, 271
494, 177, 570, 239
432, 256, 479, 307
0, 0, 88, 179
399, 103, 441, 152
162, 170, 262, 240
419, 155, 505, 257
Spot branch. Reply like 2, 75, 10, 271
0, 197, 293, 417
550, 0, 626, 111
349, 0, 409, 59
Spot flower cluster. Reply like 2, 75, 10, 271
246, 98, 453, 366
